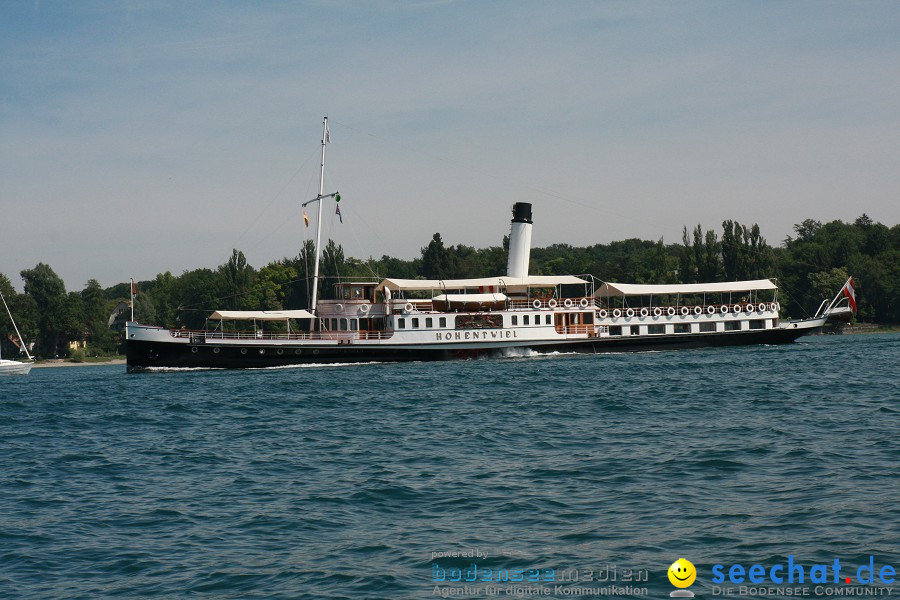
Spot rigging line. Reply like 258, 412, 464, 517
331, 120, 778, 266
230, 146, 319, 252
329, 118, 675, 233
772, 278, 813, 320
339, 203, 386, 280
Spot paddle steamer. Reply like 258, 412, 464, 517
125, 121, 848, 371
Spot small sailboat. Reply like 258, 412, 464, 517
0, 291, 33, 376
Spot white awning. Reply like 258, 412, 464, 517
209, 310, 315, 320
377, 275, 587, 292
594, 279, 777, 297
432, 293, 508, 303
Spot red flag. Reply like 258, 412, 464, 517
842, 278, 857, 313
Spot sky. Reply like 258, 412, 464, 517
1, 1, 898, 291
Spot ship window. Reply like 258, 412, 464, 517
523, 315, 530, 325
412, 318, 419, 328
609, 326, 622, 336
511, 315, 518, 326
545, 315, 552, 325
699, 322, 716, 333
534, 314, 540, 324
630, 325, 640, 336
439, 317, 447, 327
749, 319, 765, 330
648, 324, 665, 335
725, 321, 741, 331
340, 319, 348, 331
674, 323, 690, 334
351, 286, 364, 300
398, 318, 406, 329
331, 318, 338, 331
426, 317, 433, 328
350, 319, 357, 330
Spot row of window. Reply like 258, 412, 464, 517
398, 317, 448, 329
510, 314, 553, 326
327, 318, 358, 331
397, 313, 555, 330
609, 320, 768, 336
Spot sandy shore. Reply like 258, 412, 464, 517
33, 359, 126, 369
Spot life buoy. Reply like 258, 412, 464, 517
653, 307, 662, 317
613, 309, 622, 318
640, 308, 649, 317
625, 308, 635, 318
579, 298, 590, 308
707, 306, 716, 314
745, 303, 755, 313
359, 303, 370, 314
681, 306, 690, 316
564, 298, 574, 308
694, 306, 703, 315
335, 303, 344, 312
599, 309, 608, 318
404, 302, 414, 313
720, 305, 729, 314
548, 298, 558, 308
733, 304, 742, 313
532, 299, 542, 309
771, 302, 779, 312
667, 307, 676, 316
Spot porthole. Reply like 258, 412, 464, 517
313, 349, 320, 355
191, 347, 198, 353
259, 349, 265, 355
295, 349, 302, 355
240, 348, 247, 355
213, 348, 220, 354
276, 349, 284, 355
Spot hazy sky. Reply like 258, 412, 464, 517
2, 1, 898, 291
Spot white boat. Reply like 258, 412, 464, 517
0, 291, 33, 376
125, 118, 839, 371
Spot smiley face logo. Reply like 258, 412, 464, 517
668, 558, 696, 588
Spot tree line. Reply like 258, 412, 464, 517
1, 214, 897, 358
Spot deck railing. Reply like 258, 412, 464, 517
172, 329, 394, 342
509, 297, 598, 311
596, 301, 779, 319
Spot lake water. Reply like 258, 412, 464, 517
1, 334, 898, 599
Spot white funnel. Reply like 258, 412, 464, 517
506, 203, 533, 279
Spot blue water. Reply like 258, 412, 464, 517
1, 334, 898, 599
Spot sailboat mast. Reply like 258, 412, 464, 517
0, 291, 32, 360
310, 116, 328, 316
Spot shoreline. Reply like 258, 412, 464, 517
834, 324, 900, 335
33, 358, 126, 369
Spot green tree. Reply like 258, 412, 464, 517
679, 226, 695, 283
81, 279, 118, 354
421, 233, 455, 279
20, 263, 69, 357
247, 262, 298, 311
225, 249, 255, 306
173, 268, 229, 329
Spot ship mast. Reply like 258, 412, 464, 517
301, 116, 339, 319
